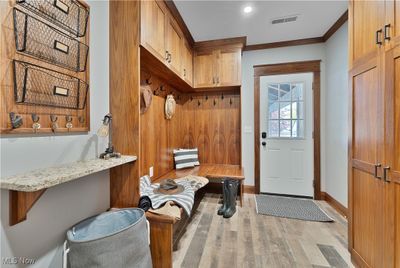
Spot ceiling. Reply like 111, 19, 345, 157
173, 1, 348, 45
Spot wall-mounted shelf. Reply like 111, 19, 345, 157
1, 155, 137, 225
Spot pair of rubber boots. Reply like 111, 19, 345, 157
217, 179, 239, 218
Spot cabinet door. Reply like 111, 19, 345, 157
216, 48, 241, 87
349, 54, 386, 268
194, 50, 216, 88
141, 0, 167, 62
350, 0, 385, 63
385, 45, 400, 268
385, 0, 400, 46
165, 17, 182, 75
182, 42, 193, 86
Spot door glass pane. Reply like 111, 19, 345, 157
291, 83, 304, 101
280, 102, 291, 119
291, 101, 304, 119
292, 119, 305, 138
268, 120, 279, 137
280, 120, 291, 137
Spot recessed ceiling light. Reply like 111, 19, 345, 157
243, 6, 253, 14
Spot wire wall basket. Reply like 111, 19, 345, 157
13, 8, 89, 72
13, 60, 89, 109
16, 0, 89, 37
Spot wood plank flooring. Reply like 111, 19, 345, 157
173, 193, 353, 268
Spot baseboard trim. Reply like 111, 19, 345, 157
321, 191, 348, 218
243, 185, 255, 194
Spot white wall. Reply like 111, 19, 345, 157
0, 1, 110, 267
241, 43, 327, 190
325, 22, 349, 207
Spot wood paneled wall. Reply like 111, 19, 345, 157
181, 93, 241, 165
140, 69, 185, 179
139, 71, 241, 179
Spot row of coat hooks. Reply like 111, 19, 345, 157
145, 75, 234, 106
9, 112, 84, 132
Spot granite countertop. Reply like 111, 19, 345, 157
0, 155, 137, 192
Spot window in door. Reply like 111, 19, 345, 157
267, 82, 305, 138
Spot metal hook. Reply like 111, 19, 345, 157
198, 100, 201, 106
159, 85, 165, 91
213, 99, 217, 106
66, 115, 72, 122
9, 112, 23, 129
230, 98, 233, 105
50, 115, 58, 122
221, 93, 224, 100
190, 96, 193, 102
31, 113, 40, 122
205, 95, 208, 101
78, 116, 85, 123
145, 75, 152, 85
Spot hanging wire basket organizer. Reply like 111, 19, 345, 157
13, 60, 89, 110
13, 8, 89, 72
16, 0, 89, 38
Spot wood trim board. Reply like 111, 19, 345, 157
253, 60, 322, 200
323, 10, 349, 41
321, 191, 348, 218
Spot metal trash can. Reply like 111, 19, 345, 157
65, 208, 152, 268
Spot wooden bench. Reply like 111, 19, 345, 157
156, 164, 245, 206
146, 164, 244, 268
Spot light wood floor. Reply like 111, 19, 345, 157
173, 193, 353, 268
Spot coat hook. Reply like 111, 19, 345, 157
31, 113, 40, 132
177, 95, 181, 100
50, 115, 58, 133
66, 115, 73, 130
221, 93, 224, 100
145, 75, 152, 85
213, 99, 217, 106
153, 90, 158, 96
190, 96, 193, 101
9, 112, 23, 129
159, 85, 165, 91
205, 95, 208, 101
78, 116, 85, 123
230, 98, 233, 105
198, 100, 201, 106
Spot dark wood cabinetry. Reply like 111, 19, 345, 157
349, 1, 400, 267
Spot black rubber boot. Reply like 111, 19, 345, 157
223, 180, 239, 218
217, 179, 229, 215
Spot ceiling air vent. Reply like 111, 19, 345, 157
271, 15, 298, 25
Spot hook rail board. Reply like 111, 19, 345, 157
0, 0, 90, 134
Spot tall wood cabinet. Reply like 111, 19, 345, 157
349, 0, 400, 267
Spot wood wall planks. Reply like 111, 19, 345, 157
139, 72, 241, 179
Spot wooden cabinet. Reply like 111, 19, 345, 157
182, 41, 193, 86
194, 47, 241, 88
194, 50, 216, 88
140, 0, 167, 62
349, 1, 400, 267
165, 17, 183, 75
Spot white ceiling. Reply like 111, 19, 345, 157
174, 1, 348, 45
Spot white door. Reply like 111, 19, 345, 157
260, 73, 314, 197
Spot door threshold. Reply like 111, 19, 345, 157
260, 192, 314, 200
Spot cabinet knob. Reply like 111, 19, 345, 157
383, 166, 391, 182
374, 163, 382, 179
376, 29, 383, 46
384, 24, 391, 41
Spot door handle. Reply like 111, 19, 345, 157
376, 29, 383, 46
383, 166, 391, 182
384, 24, 391, 41
168, 53, 172, 63
165, 50, 169, 61
374, 163, 382, 179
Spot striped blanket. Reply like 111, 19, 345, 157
140, 175, 194, 216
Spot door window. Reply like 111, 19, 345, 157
267, 82, 305, 138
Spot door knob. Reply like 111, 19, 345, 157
261, 141, 266, 146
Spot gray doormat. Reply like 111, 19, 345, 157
255, 194, 334, 222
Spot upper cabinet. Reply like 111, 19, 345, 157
140, 0, 167, 63
165, 17, 183, 75
194, 47, 242, 88
350, 0, 400, 64
182, 41, 193, 86
140, 0, 243, 91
